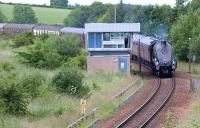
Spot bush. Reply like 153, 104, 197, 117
64, 54, 87, 70
36, 33, 49, 42
0, 61, 15, 72
0, 31, 11, 40
45, 35, 83, 59
0, 84, 28, 116
15, 69, 45, 99
17, 35, 83, 69
0, 72, 28, 116
52, 67, 90, 97
17, 39, 63, 69
13, 32, 34, 47
0, 99, 6, 114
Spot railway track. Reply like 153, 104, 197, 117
116, 77, 175, 128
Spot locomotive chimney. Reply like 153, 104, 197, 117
161, 40, 167, 46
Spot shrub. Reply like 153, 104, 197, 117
0, 31, 11, 40
16, 35, 84, 69
45, 35, 83, 59
13, 32, 34, 47
0, 61, 15, 72
36, 33, 49, 42
15, 69, 45, 99
0, 99, 6, 114
0, 72, 28, 116
64, 54, 87, 70
0, 84, 28, 116
17, 39, 63, 69
52, 67, 90, 97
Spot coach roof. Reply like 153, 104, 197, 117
132, 34, 157, 46
3, 24, 35, 29
33, 25, 64, 31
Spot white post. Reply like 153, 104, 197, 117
114, 4, 117, 23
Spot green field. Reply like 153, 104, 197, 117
0, 4, 71, 25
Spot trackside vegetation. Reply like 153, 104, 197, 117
0, 32, 137, 128
0, 32, 88, 116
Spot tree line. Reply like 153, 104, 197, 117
64, 0, 200, 61
0, 5, 37, 24
0, 0, 200, 61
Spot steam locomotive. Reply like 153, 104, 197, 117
130, 34, 177, 76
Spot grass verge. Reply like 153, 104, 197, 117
177, 61, 200, 78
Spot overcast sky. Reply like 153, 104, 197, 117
0, 0, 176, 6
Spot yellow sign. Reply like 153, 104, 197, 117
80, 99, 87, 115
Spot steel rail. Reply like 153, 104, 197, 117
116, 77, 161, 128
138, 77, 175, 128
116, 77, 175, 128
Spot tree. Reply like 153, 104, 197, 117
175, 0, 188, 17
50, 0, 68, 8
169, 10, 200, 61
0, 8, 6, 22
64, 6, 90, 27
97, 7, 115, 23
13, 5, 37, 24
64, 2, 113, 27
189, 0, 200, 11
116, 0, 125, 23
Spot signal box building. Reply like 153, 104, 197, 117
85, 23, 140, 75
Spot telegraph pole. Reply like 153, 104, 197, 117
114, 4, 117, 23
138, 39, 141, 75
188, 37, 193, 92
189, 37, 191, 73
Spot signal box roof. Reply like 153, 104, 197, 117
85, 23, 140, 33
60, 27, 85, 34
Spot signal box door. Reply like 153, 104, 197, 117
119, 57, 128, 73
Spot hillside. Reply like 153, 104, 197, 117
0, 4, 71, 25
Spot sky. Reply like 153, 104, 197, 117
0, 0, 176, 6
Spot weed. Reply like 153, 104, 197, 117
164, 111, 175, 128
